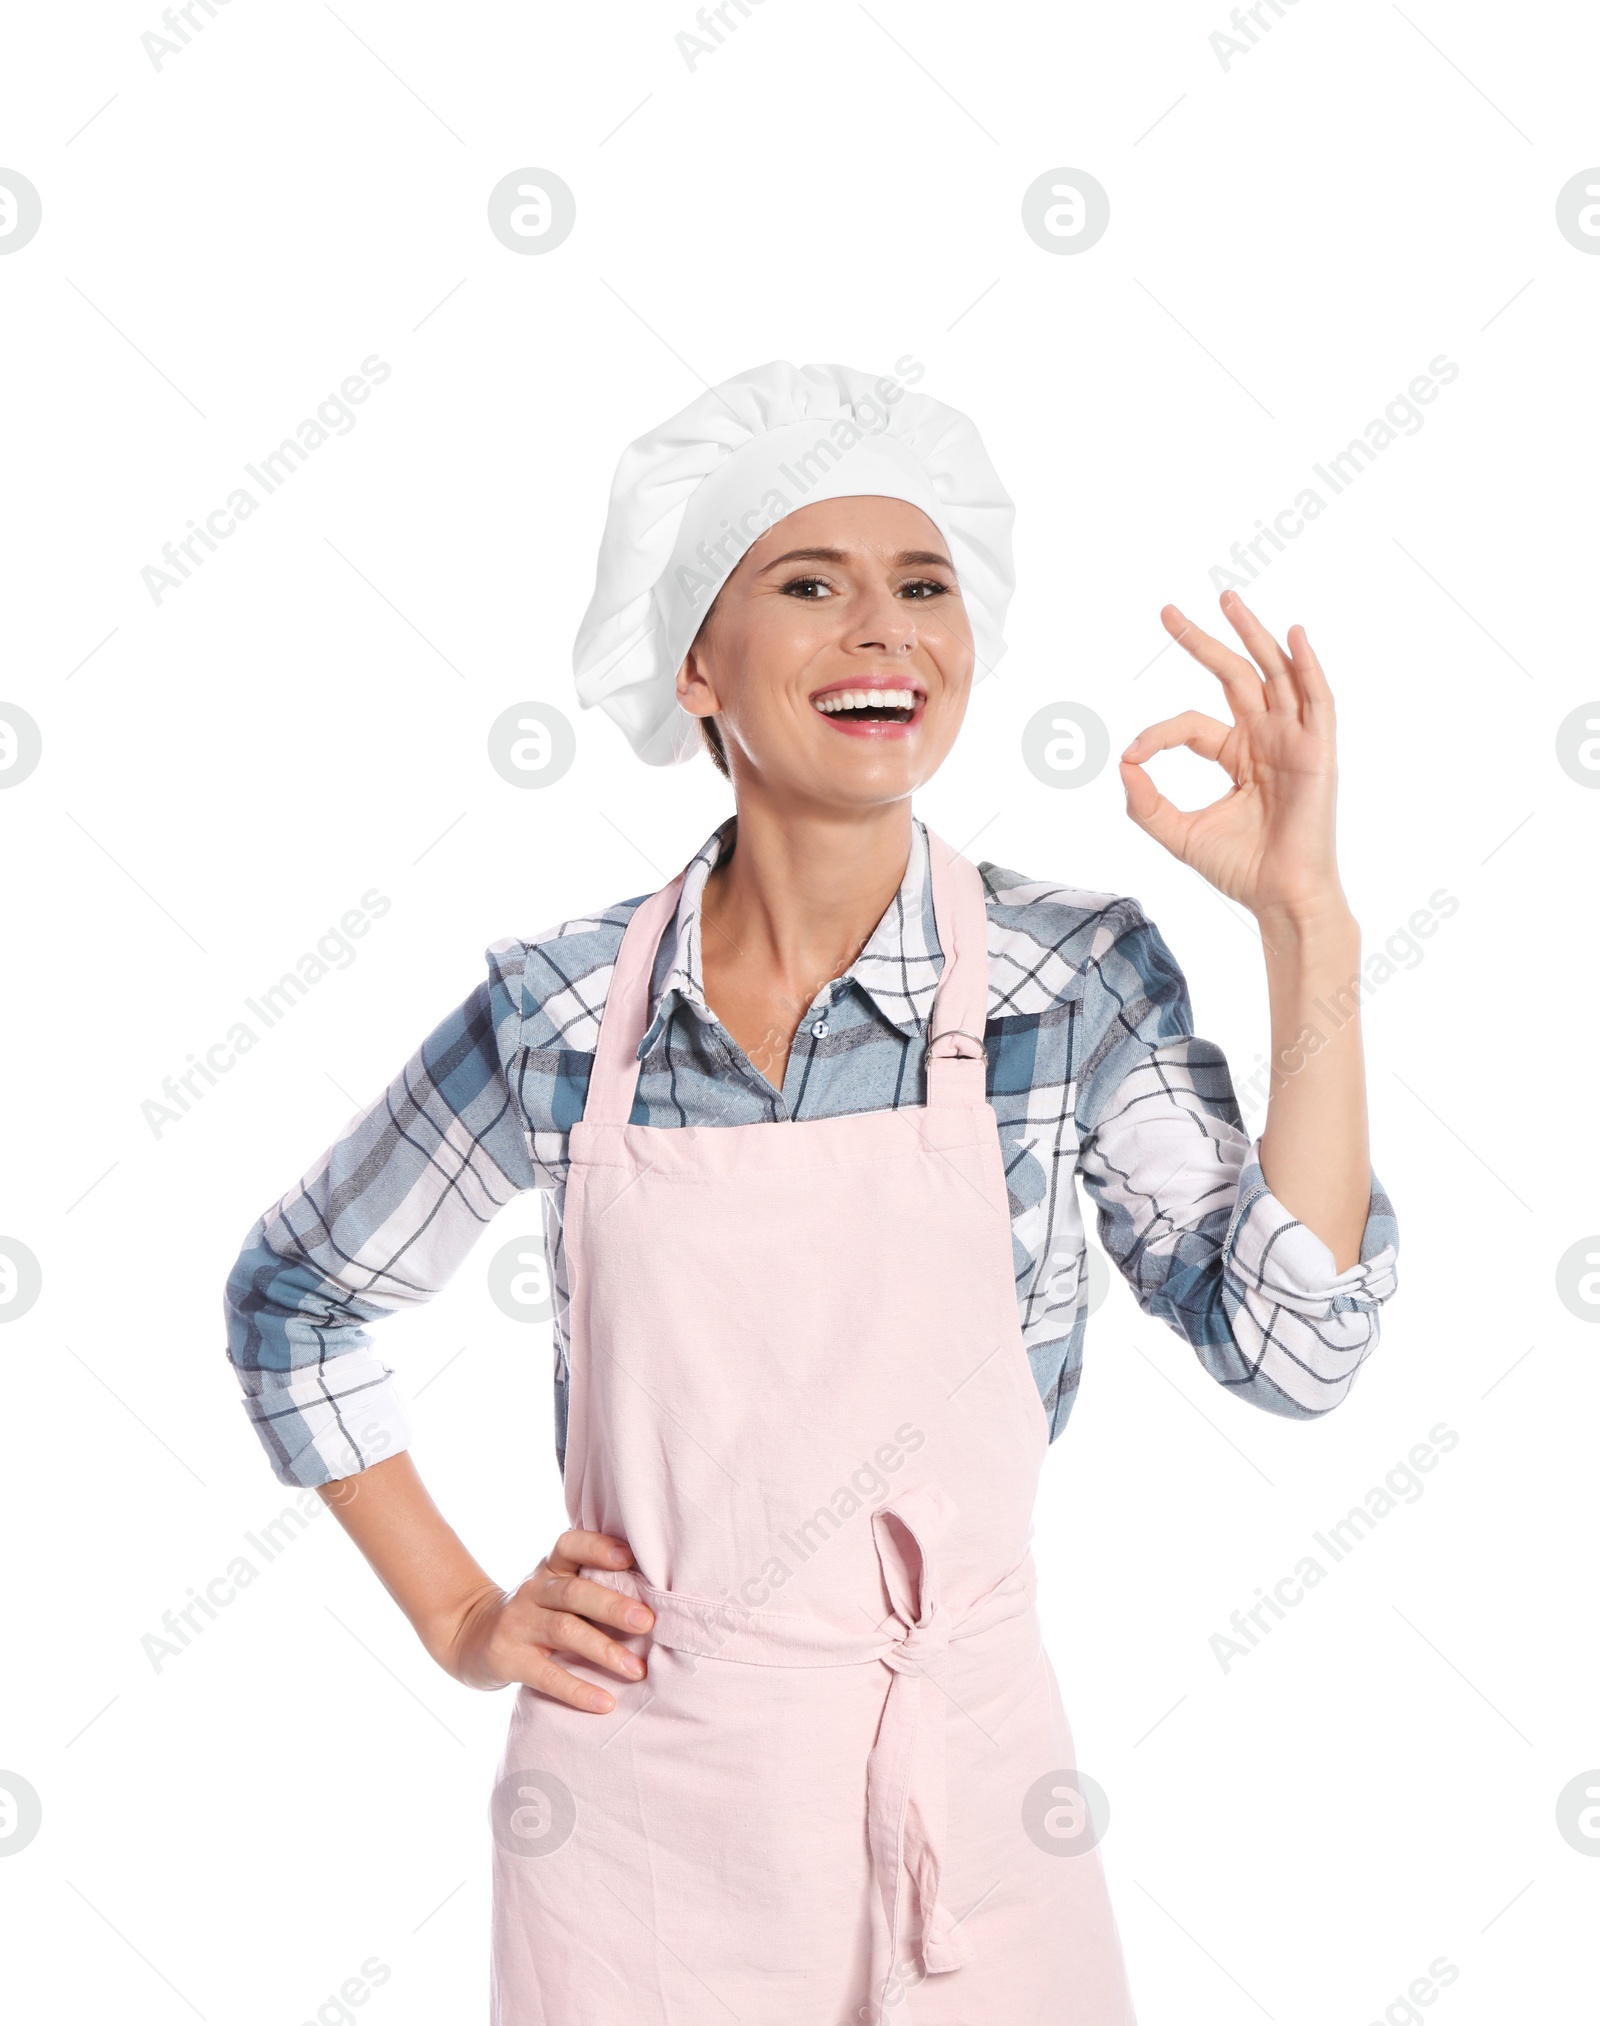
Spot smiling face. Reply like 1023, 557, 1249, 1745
674, 495, 976, 808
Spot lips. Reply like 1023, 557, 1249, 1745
809, 683, 925, 735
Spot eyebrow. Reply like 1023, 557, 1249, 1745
757, 545, 956, 572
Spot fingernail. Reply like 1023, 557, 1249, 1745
627, 1607, 652, 1630
588, 1690, 612, 1711
624, 1655, 646, 1677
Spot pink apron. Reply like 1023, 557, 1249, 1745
490, 829, 1139, 2024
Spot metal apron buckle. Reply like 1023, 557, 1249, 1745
923, 1027, 989, 1065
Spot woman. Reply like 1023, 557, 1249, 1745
223, 361, 1398, 2023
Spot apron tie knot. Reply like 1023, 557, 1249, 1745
881, 1599, 952, 1674
865, 1488, 976, 2003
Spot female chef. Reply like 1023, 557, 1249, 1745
224, 360, 1398, 2023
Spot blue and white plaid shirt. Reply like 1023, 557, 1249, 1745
223, 815, 1399, 1488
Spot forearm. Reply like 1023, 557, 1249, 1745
1255, 903, 1370, 1273
316, 1451, 503, 1674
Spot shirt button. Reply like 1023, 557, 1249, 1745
811, 1019, 829, 1038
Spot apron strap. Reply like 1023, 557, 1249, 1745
580, 870, 688, 1128
922, 827, 991, 1109
581, 824, 991, 1126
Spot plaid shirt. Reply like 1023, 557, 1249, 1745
223, 815, 1399, 1489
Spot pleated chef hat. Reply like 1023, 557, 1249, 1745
571, 360, 1016, 766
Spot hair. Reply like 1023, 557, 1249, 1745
699, 713, 731, 781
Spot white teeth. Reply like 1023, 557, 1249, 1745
814, 689, 917, 714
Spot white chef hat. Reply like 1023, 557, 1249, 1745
571, 359, 1016, 766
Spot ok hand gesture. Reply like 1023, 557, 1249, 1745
1120, 590, 1349, 928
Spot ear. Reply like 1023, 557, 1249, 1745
675, 644, 719, 718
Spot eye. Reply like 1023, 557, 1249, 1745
899, 578, 950, 600
781, 575, 834, 599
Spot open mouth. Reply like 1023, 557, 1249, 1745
811, 687, 922, 727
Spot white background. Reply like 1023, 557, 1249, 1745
2, 1, 1597, 2020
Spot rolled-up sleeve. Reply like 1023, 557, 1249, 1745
1073, 901, 1399, 1418
222, 950, 540, 1486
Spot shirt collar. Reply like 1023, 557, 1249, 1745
635, 813, 945, 1058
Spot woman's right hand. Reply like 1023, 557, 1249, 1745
442, 1528, 656, 1711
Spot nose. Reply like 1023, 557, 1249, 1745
848, 581, 918, 655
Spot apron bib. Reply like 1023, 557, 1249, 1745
490, 828, 1138, 2024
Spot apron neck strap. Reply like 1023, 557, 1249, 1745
581, 872, 688, 1128
921, 827, 990, 1109
580, 824, 991, 1127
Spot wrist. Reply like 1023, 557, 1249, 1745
421, 1576, 508, 1681
1252, 893, 1359, 952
